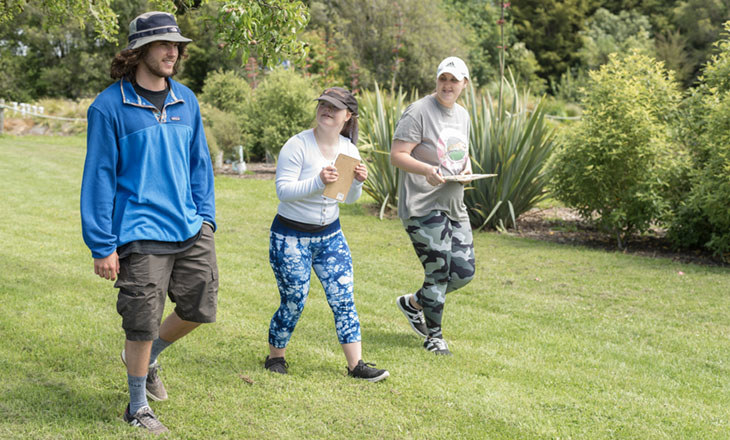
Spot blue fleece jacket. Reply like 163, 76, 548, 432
80, 78, 215, 259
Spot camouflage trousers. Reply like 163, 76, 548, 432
402, 210, 475, 338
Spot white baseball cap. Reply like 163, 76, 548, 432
436, 56, 470, 81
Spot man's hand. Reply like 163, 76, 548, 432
94, 251, 120, 281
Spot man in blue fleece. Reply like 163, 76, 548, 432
80, 11, 217, 434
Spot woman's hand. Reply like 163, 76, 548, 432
320, 165, 339, 184
458, 161, 473, 185
425, 166, 445, 186
354, 163, 368, 182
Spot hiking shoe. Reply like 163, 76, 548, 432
264, 356, 289, 374
123, 404, 169, 435
396, 294, 428, 337
347, 360, 389, 383
121, 350, 169, 401
423, 337, 452, 355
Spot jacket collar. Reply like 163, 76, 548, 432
119, 76, 184, 110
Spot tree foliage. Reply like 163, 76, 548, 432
0, 0, 310, 68
511, 0, 592, 85
578, 8, 654, 70
0, 1, 141, 100
306, 0, 467, 93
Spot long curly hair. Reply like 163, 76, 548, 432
110, 43, 188, 81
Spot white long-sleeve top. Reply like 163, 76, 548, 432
275, 129, 364, 226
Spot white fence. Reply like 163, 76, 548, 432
0, 99, 87, 134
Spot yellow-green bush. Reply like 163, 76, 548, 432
550, 52, 686, 248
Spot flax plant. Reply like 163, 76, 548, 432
464, 78, 557, 230
357, 83, 409, 218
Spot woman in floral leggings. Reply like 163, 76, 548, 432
264, 87, 389, 382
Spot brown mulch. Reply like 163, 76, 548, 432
513, 207, 726, 266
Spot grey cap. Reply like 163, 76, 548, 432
126, 11, 192, 50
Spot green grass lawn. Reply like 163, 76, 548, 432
1, 135, 729, 439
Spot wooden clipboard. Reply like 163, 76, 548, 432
323, 153, 360, 202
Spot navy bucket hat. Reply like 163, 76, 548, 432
126, 11, 192, 50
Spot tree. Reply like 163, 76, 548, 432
0, 0, 310, 67
307, 0, 468, 93
444, 0, 543, 92
0, 1, 143, 100
510, 0, 592, 85
578, 8, 654, 70
672, 0, 730, 84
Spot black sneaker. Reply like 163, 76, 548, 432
423, 337, 452, 355
264, 356, 289, 374
123, 404, 169, 435
121, 349, 168, 401
396, 294, 428, 337
347, 360, 389, 382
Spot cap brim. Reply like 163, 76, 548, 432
315, 96, 347, 110
126, 33, 192, 50
437, 69, 467, 81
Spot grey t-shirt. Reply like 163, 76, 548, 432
393, 94, 471, 221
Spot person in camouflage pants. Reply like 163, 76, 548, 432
390, 57, 476, 355
403, 211, 475, 340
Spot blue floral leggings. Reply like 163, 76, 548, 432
268, 219, 361, 348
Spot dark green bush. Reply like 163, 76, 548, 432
357, 84, 409, 216
667, 23, 730, 261
464, 79, 557, 231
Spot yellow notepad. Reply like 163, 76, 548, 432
323, 154, 360, 202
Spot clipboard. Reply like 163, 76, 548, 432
442, 173, 497, 183
323, 153, 360, 202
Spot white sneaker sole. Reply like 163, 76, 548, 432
396, 296, 428, 338
362, 370, 390, 383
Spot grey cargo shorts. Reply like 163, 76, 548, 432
114, 224, 218, 341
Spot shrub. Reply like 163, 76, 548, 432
550, 52, 684, 248
200, 103, 245, 164
667, 25, 730, 260
357, 84, 409, 216
246, 68, 317, 161
200, 70, 252, 115
464, 79, 557, 231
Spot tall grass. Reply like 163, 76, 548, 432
464, 79, 557, 230
357, 84, 409, 217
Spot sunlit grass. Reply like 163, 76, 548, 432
1, 135, 729, 439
